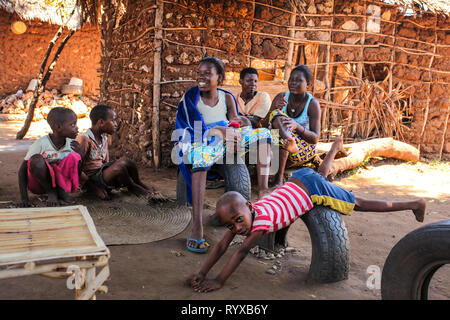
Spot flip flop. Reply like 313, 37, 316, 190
186, 238, 209, 253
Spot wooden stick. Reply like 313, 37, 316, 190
284, 5, 297, 81
312, 44, 319, 96
324, 0, 335, 136
0, 258, 108, 279
389, 11, 397, 95
75, 266, 110, 300
418, 16, 438, 152
439, 106, 450, 160
152, 0, 164, 169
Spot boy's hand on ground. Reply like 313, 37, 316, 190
186, 273, 205, 287
18, 199, 33, 208
192, 278, 223, 293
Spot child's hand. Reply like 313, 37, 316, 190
186, 273, 205, 287
18, 199, 32, 208
281, 117, 300, 132
273, 95, 288, 110
192, 278, 223, 293
71, 141, 84, 158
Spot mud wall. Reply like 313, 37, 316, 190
100, 0, 449, 167
0, 10, 101, 96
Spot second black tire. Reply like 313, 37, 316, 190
381, 219, 450, 300
301, 205, 350, 283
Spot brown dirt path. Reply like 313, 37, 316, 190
0, 120, 449, 300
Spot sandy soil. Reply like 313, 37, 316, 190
0, 120, 449, 300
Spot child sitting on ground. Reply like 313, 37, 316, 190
76, 104, 152, 200
18, 107, 84, 207
186, 140, 426, 292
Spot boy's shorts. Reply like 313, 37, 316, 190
290, 167, 355, 215
89, 161, 122, 190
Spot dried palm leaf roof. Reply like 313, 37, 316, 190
0, 0, 101, 30
386, 0, 450, 15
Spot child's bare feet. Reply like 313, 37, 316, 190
47, 191, 59, 207
335, 136, 348, 157
128, 183, 150, 197
57, 188, 76, 204
412, 199, 426, 222
92, 184, 110, 200
283, 137, 299, 154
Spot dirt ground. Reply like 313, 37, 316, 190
0, 120, 449, 300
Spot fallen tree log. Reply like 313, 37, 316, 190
315, 138, 420, 177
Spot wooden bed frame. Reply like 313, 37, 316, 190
0, 205, 110, 300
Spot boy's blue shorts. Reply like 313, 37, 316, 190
290, 167, 355, 215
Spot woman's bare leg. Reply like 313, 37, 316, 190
189, 170, 208, 249
257, 142, 271, 198
273, 148, 289, 187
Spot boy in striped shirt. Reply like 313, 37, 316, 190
186, 139, 426, 293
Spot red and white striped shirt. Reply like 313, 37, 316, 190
251, 182, 313, 234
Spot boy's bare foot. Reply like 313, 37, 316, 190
283, 137, 299, 154
128, 183, 150, 197
47, 191, 60, 207
335, 136, 348, 157
91, 184, 110, 200
412, 199, 426, 222
57, 188, 76, 204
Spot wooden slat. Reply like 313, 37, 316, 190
0, 206, 108, 265
0, 246, 108, 265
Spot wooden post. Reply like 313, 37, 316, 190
323, 0, 335, 139
351, 0, 367, 139
388, 10, 397, 95
439, 106, 450, 160
418, 16, 437, 152
152, 0, 164, 168
284, 5, 297, 80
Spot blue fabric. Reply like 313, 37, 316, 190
174, 86, 239, 205
290, 167, 355, 204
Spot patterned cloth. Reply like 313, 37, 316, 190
269, 108, 316, 165
251, 182, 313, 234
185, 126, 271, 170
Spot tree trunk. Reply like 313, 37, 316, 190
315, 138, 420, 177
16, 29, 75, 140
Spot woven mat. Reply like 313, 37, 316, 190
85, 199, 191, 245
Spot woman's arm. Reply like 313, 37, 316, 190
260, 93, 286, 128
225, 93, 239, 120
285, 97, 321, 144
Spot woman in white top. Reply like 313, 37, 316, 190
175, 57, 272, 253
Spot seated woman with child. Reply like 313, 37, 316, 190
174, 57, 273, 253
